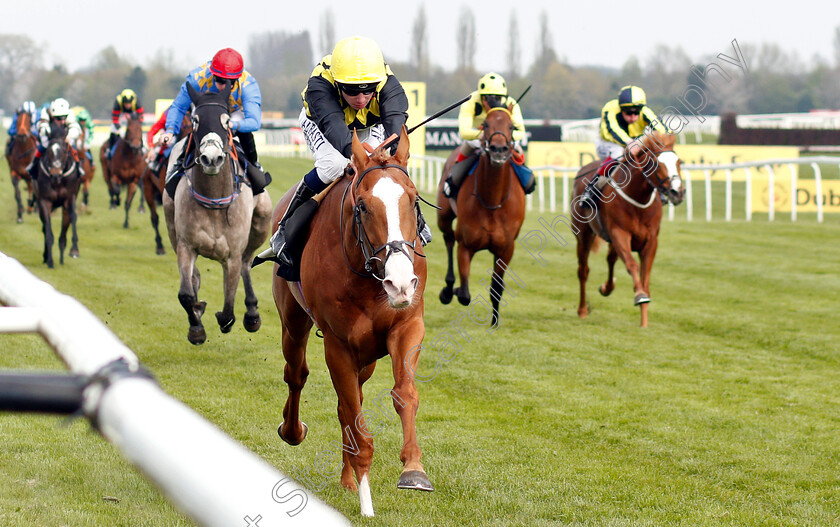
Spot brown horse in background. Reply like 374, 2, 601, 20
142, 112, 192, 255
76, 125, 94, 213
5, 109, 37, 223
271, 127, 432, 517
571, 131, 685, 327
100, 113, 144, 228
35, 125, 81, 268
436, 107, 526, 327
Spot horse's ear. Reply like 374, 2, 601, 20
221, 82, 232, 109
393, 125, 410, 165
186, 82, 199, 104
350, 129, 368, 170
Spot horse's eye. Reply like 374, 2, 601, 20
358, 201, 367, 214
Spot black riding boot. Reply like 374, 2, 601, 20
443, 154, 478, 198
5, 137, 13, 157
237, 131, 271, 195
579, 176, 600, 209
107, 132, 118, 159
164, 153, 185, 198
270, 181, 317, 266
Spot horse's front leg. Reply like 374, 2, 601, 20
576, 226, 595, 318
455, 243, 475, 306
57, 204, 73, 265
215, 257, 240, 333
599, 244, 618, 297
636, 237, 659, 328
239, 258, 261, 332
438, 209, 456, 304
12, 176, 24, 223
323, 336, 375, 516
276, 288, 313, 446
488, 244, 516, 328
175, 243, 206, 344
388, 321, 433, 494
123, 180, 137, 229
609, 231, 647, 313
39, 201, 54, 269
68, 197, 79, 258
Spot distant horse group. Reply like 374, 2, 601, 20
100, 112, 145, 228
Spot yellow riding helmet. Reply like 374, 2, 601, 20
330, 36, 387, 85
477, 72, 507, 96
120, 88, 137, 103
618, 85, 646, 107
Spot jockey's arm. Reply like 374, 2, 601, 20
641, 106, 667, 133
306, 76, 355, 158
508, 98, 526, 143
164, 80, 195, 139
458, 92, 483, 141
376, 76, 409, 138
229, 80, 262, 134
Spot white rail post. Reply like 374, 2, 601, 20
562, 172, 569, 214
549, 169, 556, 213
812, 162, 824, 223
725, 169, 733, 221
538, 170, 545, 212
788, 163, 797, 222
704, 169, 712, 221
767, 164, 775, 222
685, 170, 693, 221
744, 167, 752, 221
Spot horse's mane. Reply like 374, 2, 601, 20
640, 130, 676, 153
369, 149, 392, 166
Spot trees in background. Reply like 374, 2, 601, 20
3, 16, 840, 121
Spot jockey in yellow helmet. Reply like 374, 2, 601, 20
255, 36, 428, 276
580, 85, 666, 208
443, 72, 534, 200
107, 88, 144, 158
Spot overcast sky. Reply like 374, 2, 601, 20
7, 0, 838, 74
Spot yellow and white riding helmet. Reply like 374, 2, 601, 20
331, 36, 387, 88
618, 85, 646, 108
477, 72, 507, 96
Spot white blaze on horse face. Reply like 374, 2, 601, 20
198, 132, 225, 174
657, 151, 681, 190
371, 177, 418, 309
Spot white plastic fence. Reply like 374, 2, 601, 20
411, 155, 839, 223
0, 252, 350, 527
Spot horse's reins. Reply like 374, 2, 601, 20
340, 164, 424, 281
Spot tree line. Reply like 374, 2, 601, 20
2, 10, 839, 123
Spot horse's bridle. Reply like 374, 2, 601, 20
39, 141, 76, 181
638, 150, 682, 203
340, 164, 424, 281
481, 108, 514, 166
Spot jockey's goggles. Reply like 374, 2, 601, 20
339, 83, 376, 96
621, 106, 642, 115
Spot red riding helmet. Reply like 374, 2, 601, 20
210, 48, 244, 79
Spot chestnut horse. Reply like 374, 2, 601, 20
76, 125, 94, 213
571, 131, 685, 327
271, 127, 431, 517
100, 112, 144, 228
163, 82, 272, 345
142, 113, 192, 255
436, 107, 526, 327
5, 109, 37, 223
35, 125, 81, 268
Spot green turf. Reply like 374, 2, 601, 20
0, 150, 839, 526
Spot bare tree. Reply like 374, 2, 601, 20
410, 5, 429, 77
506, 12, 521, 79
536, 11, 557, 64
0, 34, 43, 111
320, 10, 335, 58
456, 7, 476, 71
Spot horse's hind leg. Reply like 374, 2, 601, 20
176, 245, 206, 344
577, 228, 596, 318
240, 262, 261, 332
12, 176, 23, 223
599, 244, 618, 297
214, 259, 240, 334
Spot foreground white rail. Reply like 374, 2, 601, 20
0, 252, 350, 527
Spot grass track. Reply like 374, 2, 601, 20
0, 151, 839, 526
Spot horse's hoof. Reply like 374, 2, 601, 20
215, 311, 235, 333
439, 287, 453, 305
634, 293, 651, 305
16, 218, 22, 224
397, 470, 434, 491
491, 313, 499, 328
155, 247, 166, 256
598, 285, 610, 297
278, 421, 308, 445
188, 326, 206, 345
243, 313, 261, 332
70, 252, 79, 259
455, 289, 471, 306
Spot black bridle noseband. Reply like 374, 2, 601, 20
341, 164, 424, 281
